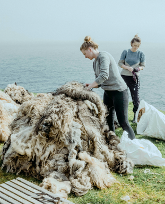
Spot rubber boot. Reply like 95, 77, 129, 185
132, 112, 136, 123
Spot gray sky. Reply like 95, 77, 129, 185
0, 0, 165, 43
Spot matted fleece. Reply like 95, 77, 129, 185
1, 82, 134, 199
4, 83, 34, 104
0, 83, 35, 142
0, 90, 19, 142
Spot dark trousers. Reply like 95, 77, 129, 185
103, 89, 135, 140
121, 75, 140, 113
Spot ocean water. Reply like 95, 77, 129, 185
0, 42, 164, 111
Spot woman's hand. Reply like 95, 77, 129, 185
139, 66, 144, 70
121, 65, 133, 72
127, 67, 133, 72
84, 81, 99, 90
84, 83, 90, 87
86, 84, 93, 90
84, 83, 92, 90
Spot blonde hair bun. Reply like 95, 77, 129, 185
80, 36, 98, 51
134, 34, 139, 38
84, 36, 92, 42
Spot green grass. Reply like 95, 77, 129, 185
0, 103, 165, 204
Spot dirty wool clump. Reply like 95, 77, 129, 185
137, 107, 145, 122
1, 81, 134, 199
0, 90, 19, 142
4, 83, 34, 104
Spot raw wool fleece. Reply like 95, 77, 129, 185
1, 81, 134, 198
4, 83, 34, 104
79, 152, 118, 189
137, 108, 145, 122
40, 172, 72, 200
0, 90, 19, 142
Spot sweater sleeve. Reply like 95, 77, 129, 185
93, 61, 97, 78
139, 52, 146, 67
95, 54, 110, 85
118, 50, 127, 67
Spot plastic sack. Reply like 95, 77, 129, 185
118, 131, 165, 166
135, 100, 165, 140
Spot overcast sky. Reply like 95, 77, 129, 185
0, 0, 165, 43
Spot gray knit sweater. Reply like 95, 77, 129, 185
118, 49, 145, 76
93, 51, 127, 91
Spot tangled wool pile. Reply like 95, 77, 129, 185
0, 90, 19, 142
1, 82, 134, 199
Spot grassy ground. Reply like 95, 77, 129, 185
0, 103, 165, 204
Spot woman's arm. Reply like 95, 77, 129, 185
94, 54, 110, 85
85, 81, 99, 90
118, 50, 133, 72
121, 64, 133, 72
139, 52, 145, 70
85, 53, 110, 90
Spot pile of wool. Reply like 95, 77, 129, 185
0, 90, 19, 142
4, 83, 34, 104
1, 81, 134, 199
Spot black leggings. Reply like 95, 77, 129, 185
121, 75, 140, 113
103, 89, 135, 140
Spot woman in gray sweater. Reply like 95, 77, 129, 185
80, 36, 135, 140
118, 35, 145, 123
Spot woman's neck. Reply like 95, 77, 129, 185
130, 48, 138, 52
93, 49, 99, 59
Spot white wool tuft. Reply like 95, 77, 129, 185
0, 90, 19, 142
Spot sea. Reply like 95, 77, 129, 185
0, 42, 164, 111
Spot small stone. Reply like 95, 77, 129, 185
128, 175, 134, 180
144, 169, 150, 174
121, 195, 130, 201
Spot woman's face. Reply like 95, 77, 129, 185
131, 41, 141, 52
81, 48, 94, 60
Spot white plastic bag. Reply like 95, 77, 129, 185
135, 100, 165, 140
118, 131, 165, 166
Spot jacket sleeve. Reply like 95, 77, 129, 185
118, 50, 127, 67
95, 54, 110, 85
